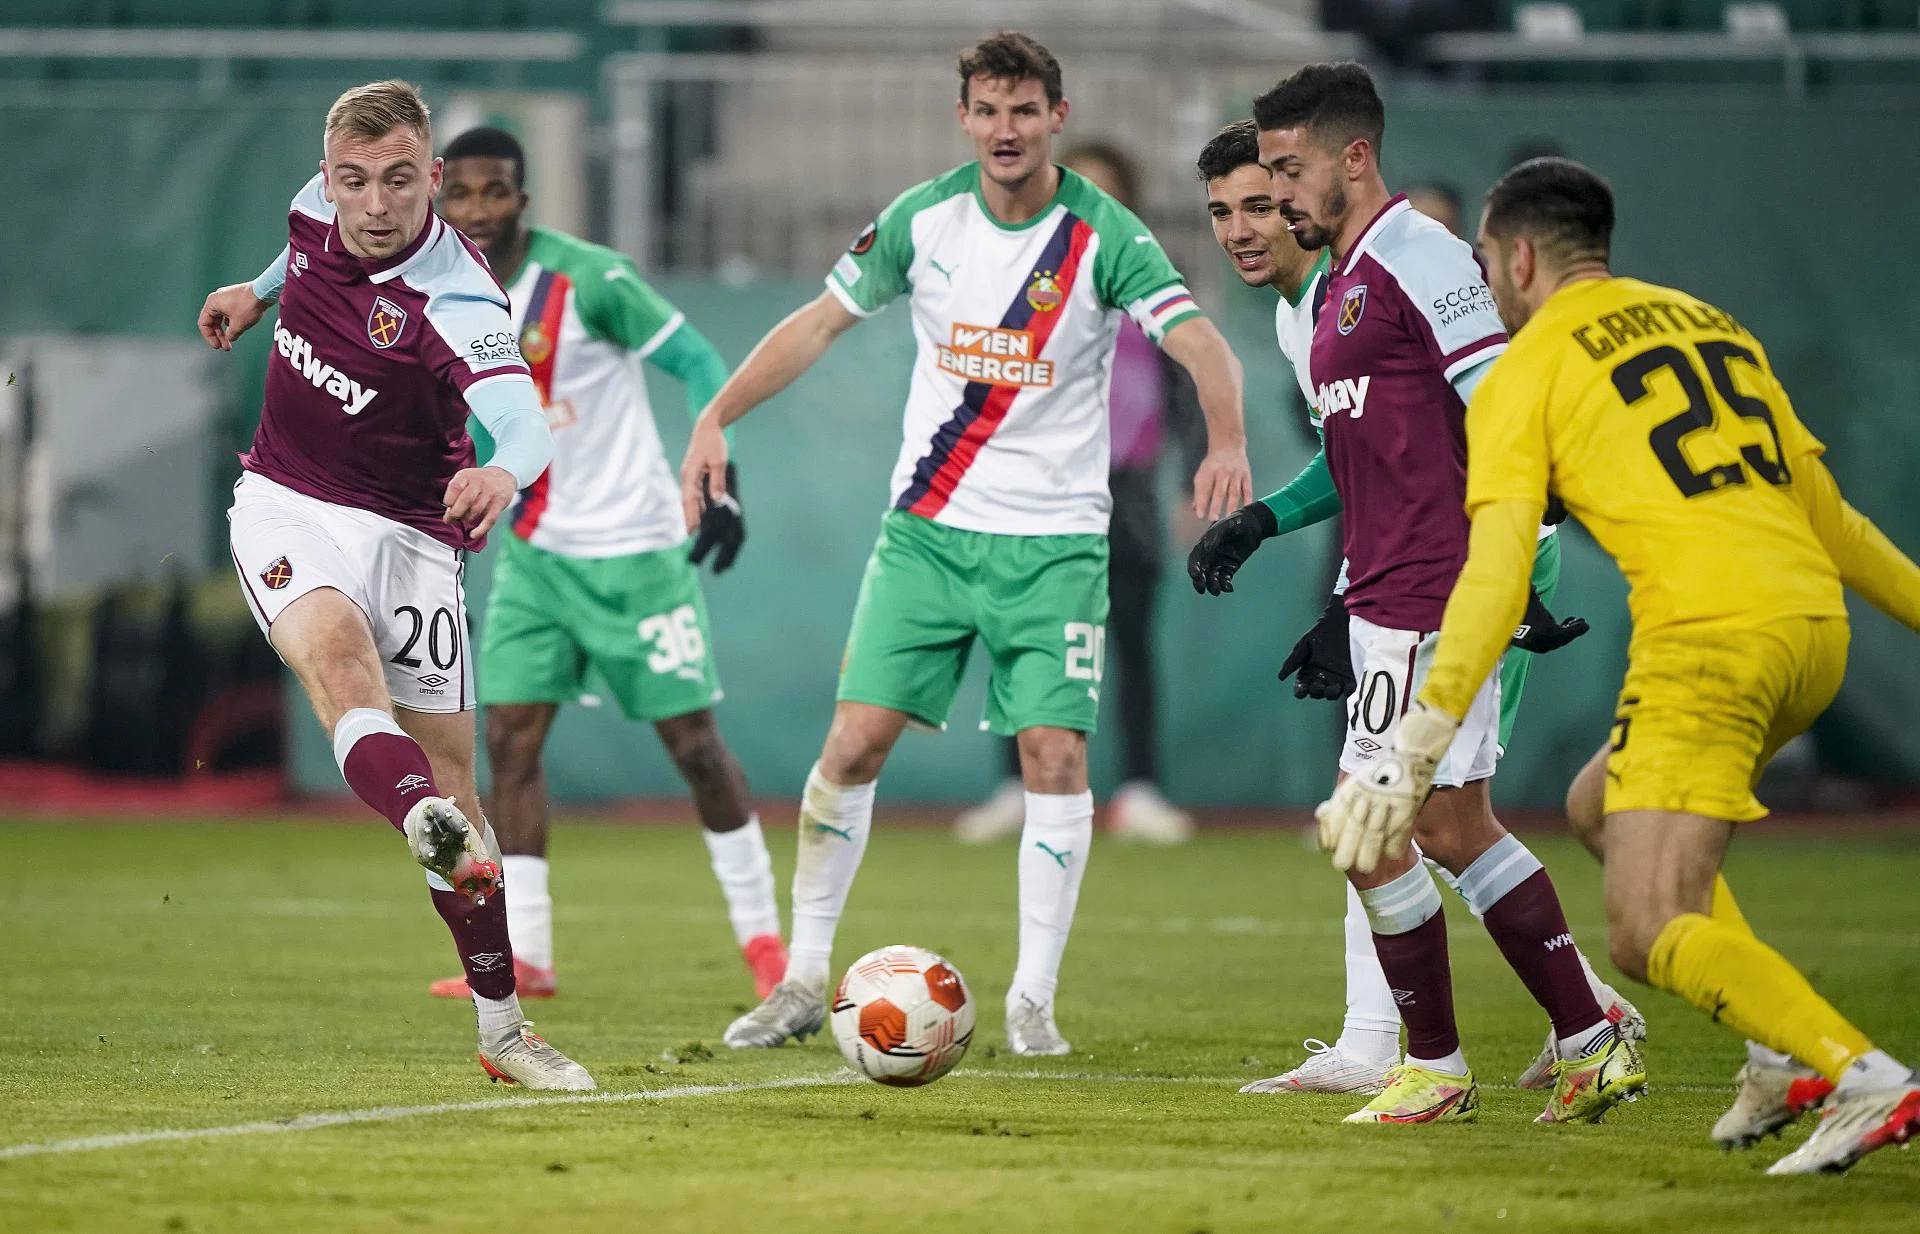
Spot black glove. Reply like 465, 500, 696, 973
1511, 586, 1589, 654
1187, 501, 1279, 596
689, 462, 745, 574
1278, 589, 1356, 700
1543, 493, 1569, 526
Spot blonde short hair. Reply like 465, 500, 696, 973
324, 80, 431, 147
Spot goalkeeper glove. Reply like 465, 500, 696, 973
1316, 699, 1459, 875
1187, 501, 1279, 596
1511, 587, 1589, 654
1278, 589, 1355, 700
689, 462, 746, 574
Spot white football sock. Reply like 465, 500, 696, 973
784, 764, 874, 993
1747, 1040, 1798, 1069
1557, 1019, 1619, 1059
1009, 791, 1094, 1007
474, 991, 524, 1046
703, 815, 780, 946
1406, 1047, 1470, 1077
1576, 947, 1625, 1011
1835, 1049, 1914, 1094
501, 854, 552, 971
1336, 881, 1402, 1064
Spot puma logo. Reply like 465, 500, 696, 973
1035, 841, 1072, 868
813, 822, 855, 841
928, 257, 958, 285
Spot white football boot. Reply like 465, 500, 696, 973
1240, 1039, 1395, 1095
1766, 1081, 1920, 1175
1515, 994, 1648, 1090
953, 779, 1025, 845
403, 796, 501, 906
1005, 993, 1071, 1056
1109, 782, 1195, 846
477, 1022, 596, 1091
1713, 1056, 1834, 1149
723, 980, 827, 1049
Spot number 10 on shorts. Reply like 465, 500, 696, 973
1064, 622, 1105, 682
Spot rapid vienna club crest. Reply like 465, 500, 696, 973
1025, 271, 1064, 313
519, 321, 554, 366
1336, 284, 1368, 336
367, 296, 408, 349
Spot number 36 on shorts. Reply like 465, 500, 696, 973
639, 604, 708, 675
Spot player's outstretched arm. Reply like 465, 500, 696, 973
197, 247, 289, 351
1159, 317, 1252, 520
1795, 454, 1920, 632
679, 290, 860, 532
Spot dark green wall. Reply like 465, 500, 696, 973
8, 87, 1917, 803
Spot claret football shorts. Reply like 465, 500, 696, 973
227, 470, 474, 713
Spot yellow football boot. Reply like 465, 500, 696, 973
1342, 1062, 1478, 1124
1535, 1033, 1648, 1124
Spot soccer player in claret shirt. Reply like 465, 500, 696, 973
198, 81, 591, 1090
679, 30, 1254, 1056
1190, 64, 1642, 1126
432, 126, 787, 1003
1191, 124, 1635, 1097
1323, 158, 1920, 1174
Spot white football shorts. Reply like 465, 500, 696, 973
227, 470, 474, 713
1340, 612, 1501, 788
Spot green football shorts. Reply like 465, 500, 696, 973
479, 533, 721, 723
1497, 528, 1563, 749
837, 510, 1110, 736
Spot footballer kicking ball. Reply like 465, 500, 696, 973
830, 945, 974, 1086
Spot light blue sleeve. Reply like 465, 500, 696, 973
1452, 354, 1496, 405
465, 374, 553, 489
250, 246, 290, 303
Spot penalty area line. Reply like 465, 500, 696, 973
0, 1073, 857, 1161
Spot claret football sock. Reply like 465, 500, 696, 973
432, 881, 517, 1001
333, 707, 439, 833
785, 764, 874, 992
1358, 863, 1460, 1064
1649, 911, 1876, 1085
1010, 791, 1094, 1007
1337, 882, 1404, 1063
502, 854, 552, 972
704, 815, 781, 946
1453, 836, 1607, 1043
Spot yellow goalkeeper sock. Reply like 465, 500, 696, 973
1647, 912, 1874, 1084
1710, 874, 1752, 934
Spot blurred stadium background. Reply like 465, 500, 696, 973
2, 0, 1918, 814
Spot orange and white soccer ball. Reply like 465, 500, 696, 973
830, 945, 975, 1086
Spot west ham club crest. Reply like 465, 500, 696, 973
1337, 285, 1368, 336
261, 557, 294, 590
367, 296, 408, 349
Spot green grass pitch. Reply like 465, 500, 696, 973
2, 818, 1917, 1232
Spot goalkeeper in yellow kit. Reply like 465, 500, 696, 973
1317, 157, 1920, 1175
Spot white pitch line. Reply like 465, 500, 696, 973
0, 1074, 854, 1161
0, 1068, 1736, 1161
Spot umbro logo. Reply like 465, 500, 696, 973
1353, 737, 1382, 754
417, 674, 449, 688
1391, 988, 1415, 1005
395, 773, 431, 794
468, 952, 507, 973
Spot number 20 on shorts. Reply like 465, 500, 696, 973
1064, 622, 1105, 682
